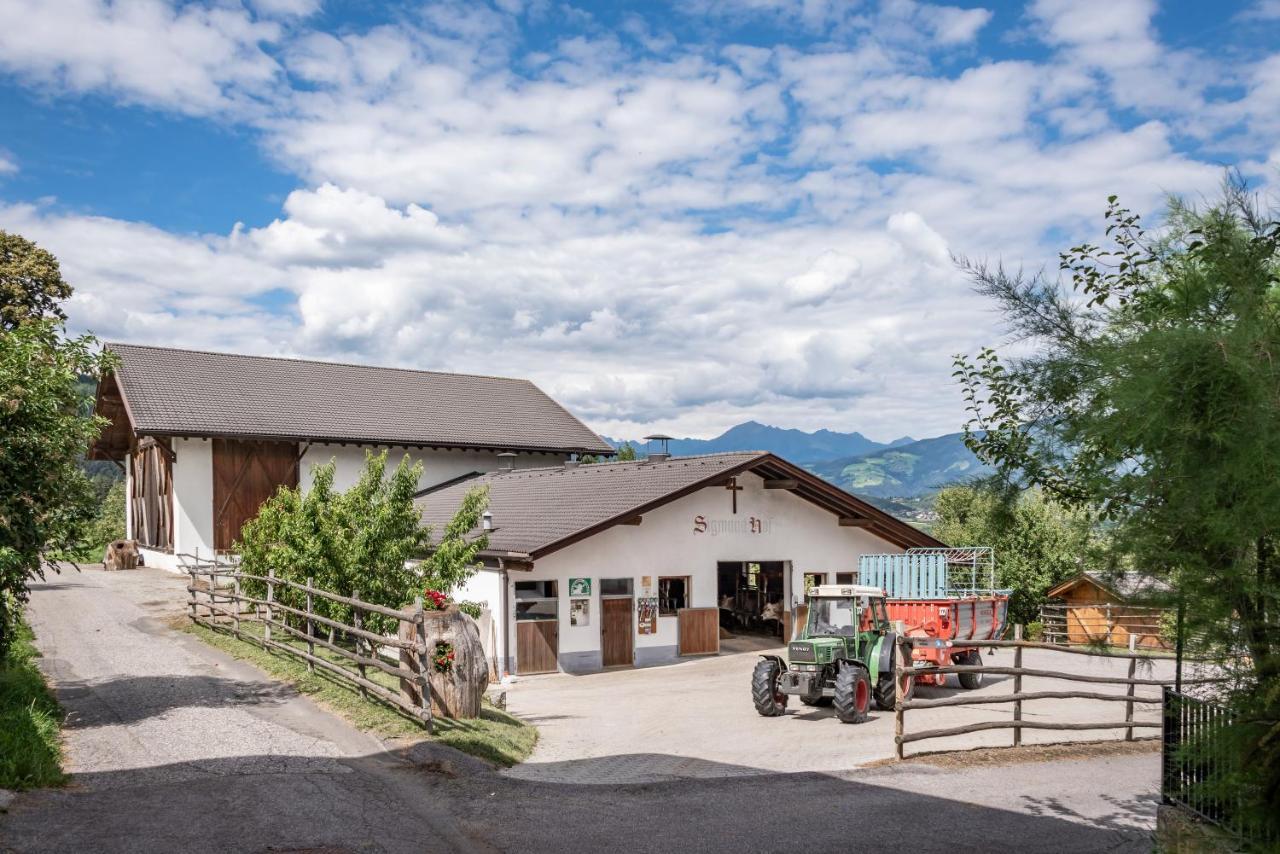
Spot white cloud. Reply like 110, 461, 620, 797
0, 153, 16, 175
0, 0, 1273, 441
0, 0, 283, 116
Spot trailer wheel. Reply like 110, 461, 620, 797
958, 651, 983, 689
833, 664, 871, 724
751, 659, 788, 717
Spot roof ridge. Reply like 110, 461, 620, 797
488, 450, 767, 477
104, 341, 535, 385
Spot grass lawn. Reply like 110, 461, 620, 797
0, 616, 66, 791
182, 619, 536, 767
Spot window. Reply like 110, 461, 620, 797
835, 572, 855, 585
599, 577, 633, 597
658, 576, 690, 616
803, 572, 826, 593
515, 580, 557, 621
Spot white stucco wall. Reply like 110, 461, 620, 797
455, 567, 507, 673
300, 445, 566, 493
506, 470, 906, 673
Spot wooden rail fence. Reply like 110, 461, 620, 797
1039, 602, 1170, 650
893, 627, 1223, 759
187, 563, 434, 732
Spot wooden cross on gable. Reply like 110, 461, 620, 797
724, 477, 743, 514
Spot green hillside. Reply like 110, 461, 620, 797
808, 432, 991, 498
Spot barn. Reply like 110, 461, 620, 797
1042, 571, 1173, 650
88, 343, 613, 570
419, 451, 943, 676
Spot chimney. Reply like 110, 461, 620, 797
643, 434, 673, 464
497, 452, 517, 471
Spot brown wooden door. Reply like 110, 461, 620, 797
601, 598, 634, 667
212, 439, 299, 551
677, 607, 719, 656
516, 621, 558, 674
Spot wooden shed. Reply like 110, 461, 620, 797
1042, 572, 1172, 650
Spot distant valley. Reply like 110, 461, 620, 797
606, 421, 992, 506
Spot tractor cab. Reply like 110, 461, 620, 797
751, 584, 901, 724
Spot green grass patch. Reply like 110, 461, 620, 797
0, 616, 66, 791
181, 619, 536, 767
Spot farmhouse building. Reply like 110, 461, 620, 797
418, 452, 942, 676
88, 343, 613, 570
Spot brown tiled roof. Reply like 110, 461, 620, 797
103, 343, 612, 455
416, 452, 943, 558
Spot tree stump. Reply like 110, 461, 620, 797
102, 539, 140, 571
399, 605, 488, 719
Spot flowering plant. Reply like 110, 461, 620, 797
432, 642, 455, 673
423, 589, 449, 610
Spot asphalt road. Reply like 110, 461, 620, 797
0, 566, 1159, 853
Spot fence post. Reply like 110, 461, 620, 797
1013, 624, 1023, 747
305, 575, 315, 674
188, 567, 197, 622
894, 636, 907, 760
353, 589, 368, 700
232, 570, 241, 640
415, 596, 433, 734
265, 566, 274, 648
1125, 634, 1137, 741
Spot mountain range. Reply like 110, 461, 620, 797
607, 421, 991, 498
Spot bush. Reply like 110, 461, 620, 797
1025, 620, 1044, 642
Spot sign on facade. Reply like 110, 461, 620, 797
570, 598, 590, 627
569, 577, 591, 596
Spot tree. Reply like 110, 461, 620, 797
0, 232, 73, 330
0, 321, 112, 656
954, 179, 1279, 830
932, 484, 1097, 626
614, 442, 638, 462
238, 451, 488, 633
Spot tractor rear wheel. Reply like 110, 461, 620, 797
958, 651, 984, 689
751, 659, 788, 717
833, 664, 871, 724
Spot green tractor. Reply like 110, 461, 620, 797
751, 584, 903, 724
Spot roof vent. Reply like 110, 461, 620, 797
497, 452, 517, 471
643, 434, 673, 464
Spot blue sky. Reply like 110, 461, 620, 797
0, 0, 1277, 440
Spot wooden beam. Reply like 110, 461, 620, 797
762, 478, 799, 490
619, 516, 643, 526
838, 516, 873, 527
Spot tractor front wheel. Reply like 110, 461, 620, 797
957, 651, 984, 690
751, 659, 788, 717
833, 664, 871, 724
874, 673, 912, 710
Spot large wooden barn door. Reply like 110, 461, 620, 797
130, 437, 173, 550
212, 439, 298, 552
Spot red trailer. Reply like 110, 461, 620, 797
860, 548, 1009, 689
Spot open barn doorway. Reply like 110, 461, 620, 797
717, 561, 787, 640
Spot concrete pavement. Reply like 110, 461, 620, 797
1, 565, 1161, 853
502, 632, 1175, 784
